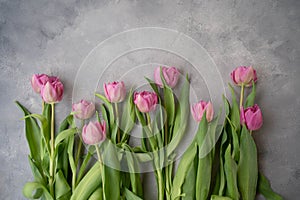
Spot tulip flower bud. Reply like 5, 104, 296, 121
191, 100, 214, 122
72, 100, 95, 120
134, 91, 158, 113
154, 66, 180, 88
82, 121, 106, 145
240, 104, 263, 131
40, 78, 64, 103
103, 81, 126, 103
31, 74, 50, 93
230, 66, 257, 87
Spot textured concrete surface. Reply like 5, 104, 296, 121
0, 0, 299, 199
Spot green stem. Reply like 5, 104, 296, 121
157, 168, 164, 200
49, 103, 55, 197
146, 113, 152, 132
240, 83, 245, 108
95, 145, 106, 200
114, 103, 120, 143
75, 120, 85, 167
147, 113, 164, 200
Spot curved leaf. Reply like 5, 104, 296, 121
16, 101, 42, 163
23, 182, 53, 200
258, 172, 283, 200
55, 128, 77, 147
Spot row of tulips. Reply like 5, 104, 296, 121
17, 66, 282, 200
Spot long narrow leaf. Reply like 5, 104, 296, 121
237, 126, 258, 200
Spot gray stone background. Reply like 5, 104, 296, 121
0, 0, 299, 199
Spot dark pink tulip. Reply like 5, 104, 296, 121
82, 121, 106, 145
240, 104, 263, 131
230, 66, 257, 87
134, 91, 158, 113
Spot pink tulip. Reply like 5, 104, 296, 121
134, 91, 158, 113
72, 100, 95, 120
240, 104, 263, 131
230, 66, 257, 87
191, 100, 214, 122
31, 74, 52, 93
40, 78, 64, 103
154, 66, 180, 88
82, 121, 106, 145
103, 81, 126, 103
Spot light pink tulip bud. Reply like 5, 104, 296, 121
191, 100, 214, 122
103, 81, 126, 103
72, 100, 95, 120
134, 91, 158, 113
230, 66, 257, 87
31, 74, 50, 93
154, 66, 180, 88
240, 104, 263, 131
40, 78, 64, 103
82, 121, 106, 145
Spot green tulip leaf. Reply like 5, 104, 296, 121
237, 126, 258, 200
210, 195, 233, 200
88, 188, 103, 200
95, 93, 114, 126
23, 182, 53, 200
167, 74, 190, 157
124, 187, 143, 200
71, 164, 102, 200
224, 145, 239, 200
160, 67, 175, 125
102, 141, 121, 200
181, 155, 197, 200
228, 84, 240, 133
121, 88, 136, 143
171, 141, 197, 199
124, 145, 143, 197
59, 115, 73, 132
28, 155, 46, 185
16, 101, 42, 163
245, 81, 256, 108
145, 77, 159, 95
257, 172, 283, 200
54, 128, 77, 147
54, 170, 71, 199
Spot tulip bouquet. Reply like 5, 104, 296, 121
16, 66, 282, 200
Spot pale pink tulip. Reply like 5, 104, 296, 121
103, 81, 126, 103
154, 66, 180, 88
230, 66, 257, 87
72, 100, 95, 120
191, 100, 214, 122
134, 91, 158, 113
82, 121, 106, 145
